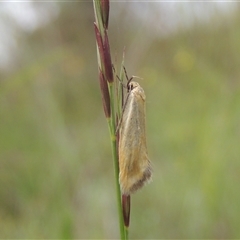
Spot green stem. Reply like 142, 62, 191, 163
108, 83, 125, 239
125, 227, 129, 239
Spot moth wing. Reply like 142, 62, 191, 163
119, 86, 152, 195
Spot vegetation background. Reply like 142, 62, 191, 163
1, 2, 240, 239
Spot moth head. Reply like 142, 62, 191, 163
127, 81, 140, 92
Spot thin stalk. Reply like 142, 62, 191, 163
125, 227, 129, 239
108, 83, 125, 239
93, 0, 127, 238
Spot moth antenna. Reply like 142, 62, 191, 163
132, 75, 143, 81
123, 66, 143, 88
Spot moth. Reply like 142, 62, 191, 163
118, 80, 152, 196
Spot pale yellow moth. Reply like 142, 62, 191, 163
119, 80, 152, 196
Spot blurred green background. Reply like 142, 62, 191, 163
1, 2, 240, 239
